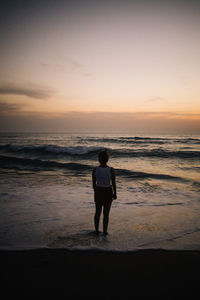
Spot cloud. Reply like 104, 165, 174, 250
0, 83, 54, 99
41, 56, 93, 76
146, 96, 165, 103
0, 102, 24, 113
64, 57, 83, 70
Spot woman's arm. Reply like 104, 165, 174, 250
92, 167, 97, 191
111, 167, 117, 199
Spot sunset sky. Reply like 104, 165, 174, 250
0, 0, 200, 133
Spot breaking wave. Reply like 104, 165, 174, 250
0, 155, 92, 172
0, 144, 101, 157
0, 144, 199, 159
0, 155, 190, 183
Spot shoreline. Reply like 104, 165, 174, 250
1, 248, 200, 294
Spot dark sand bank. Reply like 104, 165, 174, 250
1, 249, 200, 296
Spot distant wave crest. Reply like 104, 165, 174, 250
83, 136, 200, 145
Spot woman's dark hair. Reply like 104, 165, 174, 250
98, 150, 109, 164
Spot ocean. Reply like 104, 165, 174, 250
0, 132, 200, 251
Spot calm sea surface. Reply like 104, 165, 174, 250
0, 132, 200, 251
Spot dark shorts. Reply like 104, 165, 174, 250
94, 186, 113, 206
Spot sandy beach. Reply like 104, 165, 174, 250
1, 249, 200, 296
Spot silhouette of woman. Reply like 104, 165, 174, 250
92, 150, 117, 235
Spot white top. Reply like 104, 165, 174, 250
95, 166, 111, 188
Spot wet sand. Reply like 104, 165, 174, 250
1, 249, 200, 296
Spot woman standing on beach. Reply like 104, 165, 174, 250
92, 150, 117, 235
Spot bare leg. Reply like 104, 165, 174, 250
94, 202, 102, 234
103, 202, 112, 234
